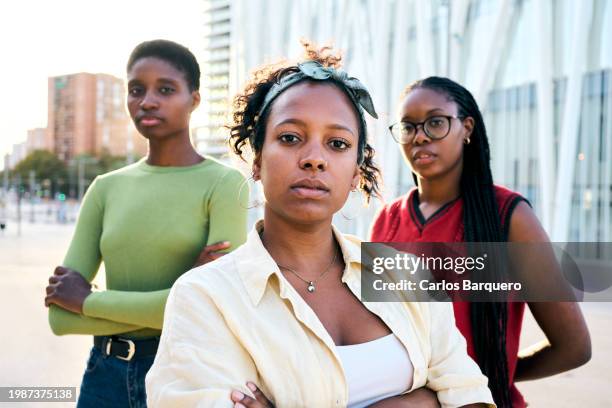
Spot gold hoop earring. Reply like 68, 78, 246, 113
340, 189, 363, 220
238, 176, 263, 210
464, 137, 471, 145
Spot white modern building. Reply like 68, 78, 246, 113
201, 0, 612, 246
199, 0, 233, 161
8, 142, 27, 170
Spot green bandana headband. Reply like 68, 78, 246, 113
256, 60, 378, 164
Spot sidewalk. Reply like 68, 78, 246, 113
517, 302, 612, 407
0, 222, 91, 407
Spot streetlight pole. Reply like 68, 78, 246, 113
77, 157, 97, 202
15, 174, 22, 237
2, 154, 8, 196
29, 170, 36, 223
78, 158, 85, 201
1, 155, 8, 232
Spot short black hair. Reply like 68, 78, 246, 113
127, 39, 200, 91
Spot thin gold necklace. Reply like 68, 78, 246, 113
277, 248, 339, 293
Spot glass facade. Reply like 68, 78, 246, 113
201, 0, 612, 248
200, 0, 232, 160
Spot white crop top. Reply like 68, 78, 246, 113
336, 334, 414, 408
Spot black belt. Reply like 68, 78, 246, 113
94, 336, 159, 361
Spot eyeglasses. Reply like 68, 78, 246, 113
388, 115, 465, 145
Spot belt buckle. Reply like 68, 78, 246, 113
106, 337, 136, 361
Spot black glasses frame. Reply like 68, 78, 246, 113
388, 115, 465, 145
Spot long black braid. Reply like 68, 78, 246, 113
406, 77, 512, 407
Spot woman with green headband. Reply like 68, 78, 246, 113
146, 42, 494, 408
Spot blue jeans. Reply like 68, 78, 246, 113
77, 346, 155, 408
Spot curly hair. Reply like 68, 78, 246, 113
227, 40, 381, 203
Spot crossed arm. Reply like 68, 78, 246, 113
45, 173, 248, 336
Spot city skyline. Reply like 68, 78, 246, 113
4, 0, 612, 245
0, 0, 205, 170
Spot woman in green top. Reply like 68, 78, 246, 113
44, 39, 248, 407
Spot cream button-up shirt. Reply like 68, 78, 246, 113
146, 222, 495, 408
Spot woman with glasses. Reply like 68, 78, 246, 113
371, 76, 591, 407
146, 45, 495, 408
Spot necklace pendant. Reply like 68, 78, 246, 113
307, 282, 316, 293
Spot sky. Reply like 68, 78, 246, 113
0, 0, 206, 170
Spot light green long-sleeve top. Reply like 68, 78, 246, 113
48, 157, 248, 338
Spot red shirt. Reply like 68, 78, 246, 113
370, 185, 528, 408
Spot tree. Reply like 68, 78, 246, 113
97, 149, 128, 174
13, 150, 68, 195
11, 149, 134, 199
64, 150, 128, 198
